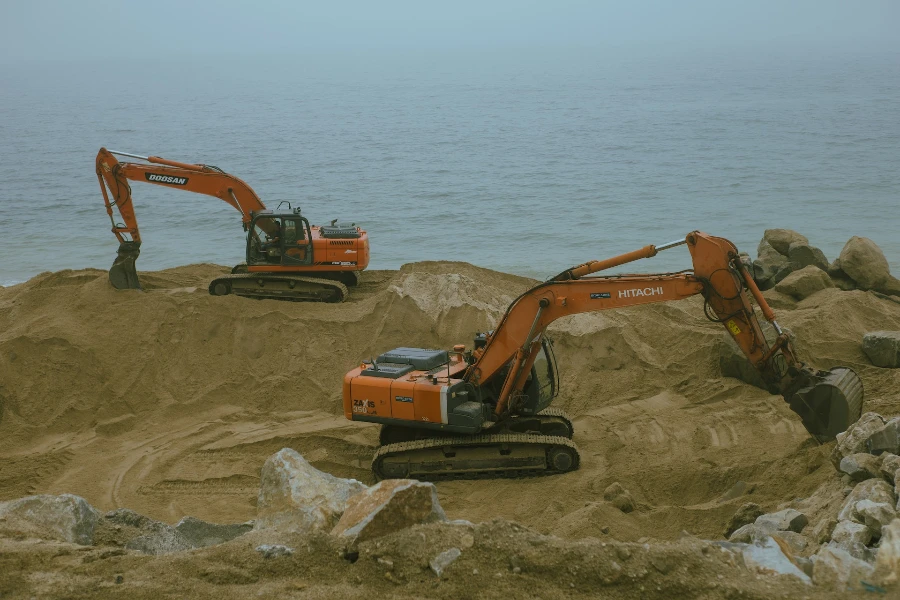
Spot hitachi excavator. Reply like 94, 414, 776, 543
343, 232, 864, 479
95, 148, 369, 302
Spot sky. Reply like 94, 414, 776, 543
2, 1, 898, 63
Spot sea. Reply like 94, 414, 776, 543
1, 47, 898, 286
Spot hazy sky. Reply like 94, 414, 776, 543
2, 1, 898, 62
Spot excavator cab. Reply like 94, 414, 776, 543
247, 212, 313, 267
519, 338, 560, 415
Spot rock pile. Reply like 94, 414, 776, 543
750, 229, 898, 297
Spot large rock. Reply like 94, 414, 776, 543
837, 478, 896, 522
867, 420, 900, 456
838, 236, 892, 291
830, 521, 872, 560
174, 516, 253, 548
812, 545, 875, 591
753, 241, 792, 289
725, 502, 764, 538
831, 412, 887, 469
881, 454, 900, 483
256, 448, 367, 534
762, 229, 809, 256
331, 479, 447, 544
875, 519, 900, 584
773, 265, 834, 300
862, 332, 900, 368
838, 453, 881, 482
755, 509, 808, 534
787, 242, 829, 272
741, 536, 810, 584
0, 494, 99, 545
855, 500, 897, 540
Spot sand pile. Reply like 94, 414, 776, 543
2, 249, 900, 596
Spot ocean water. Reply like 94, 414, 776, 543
1, 48, 898, 286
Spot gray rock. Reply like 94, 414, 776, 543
0, 494, 100, 545
855, 500, 897, 539
839, 453, 882, 482
874, 519, 900, 585
839, 236, 892, 291
787, 242, 829, 272
862, 332, 900, 368
837, 478, 896, 523
755, 509, 808, 534
725, 502, 764, 537
331, 479, 447, 544
880, 453, 900, 482
831, 412, 887, 469
174, 516, 253, 548
255, 448, 367, 534
867, 419, 900, 456
429, 547, 461, 577
125, 526, 192, 555
774, 265, 834, 300
741, 536, 811, 584
753, 241, 792, 289
729, 523, 762, 544
831, 520, 873, 548
812, 545, 875, 590
256, 544, 294, 558
762, 229, 809, 256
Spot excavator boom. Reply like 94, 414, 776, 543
344, 231, 863, 479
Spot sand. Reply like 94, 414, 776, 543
1, 261, 900, 597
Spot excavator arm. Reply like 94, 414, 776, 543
468, 231, 862, 441
95, 147, 268, 288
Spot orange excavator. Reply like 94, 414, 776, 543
343, 232, 864, 479
95, 148, 369, 302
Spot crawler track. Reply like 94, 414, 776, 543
208, 273, 348, 302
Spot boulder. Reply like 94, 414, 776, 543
725, 502, 764, 538
755, 509, 808, 534
729, 523, 762, 544
753, 241, 792, 289
838, 236, 891, 291
881, 453, 900, 483
125, 525, 192, 555
787, 242, 829, 272
0, 494, 99, 545
837, 478, 896, 522
741, 537, 810, 584
827, 260, 857, 291
174, 516, 252, 548
832, 520, 872, 548
874, 519, 900, 584
331, 479, 447, 544
602, 482, 635, 514
855, 500, 897, 540
771, 531, 809, 554
831, 412, 887, 469
762, 229, 809, 256
838, 453, 881, 482
255, 448, 367, 534
812, 545, 875, 591
862, 332, 900, 368
773, 265, 834, 300
867, 420, 900, 456
429, 547, 461, 577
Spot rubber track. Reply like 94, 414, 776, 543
372, 432, 581, 481
209, 273, 348, 302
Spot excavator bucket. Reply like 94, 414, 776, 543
786, 367, 864, 442
108, 241, 142, 290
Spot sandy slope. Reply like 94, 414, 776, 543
1, 262, 900, 597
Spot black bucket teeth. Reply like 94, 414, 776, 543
787, 367, 864, 442
109, 241, 142, 290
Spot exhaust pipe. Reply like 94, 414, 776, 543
109, 241, 142, 290
786, 367, 864, 442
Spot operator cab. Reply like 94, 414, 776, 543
247, 209, 313, 267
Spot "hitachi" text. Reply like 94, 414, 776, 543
618, 286, 664, 298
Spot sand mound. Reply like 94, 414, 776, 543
2, 261, 900, 595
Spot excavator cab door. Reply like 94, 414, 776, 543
519, 338, 560, 415
247, 215, 313, 266
279, 217, 313, 266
